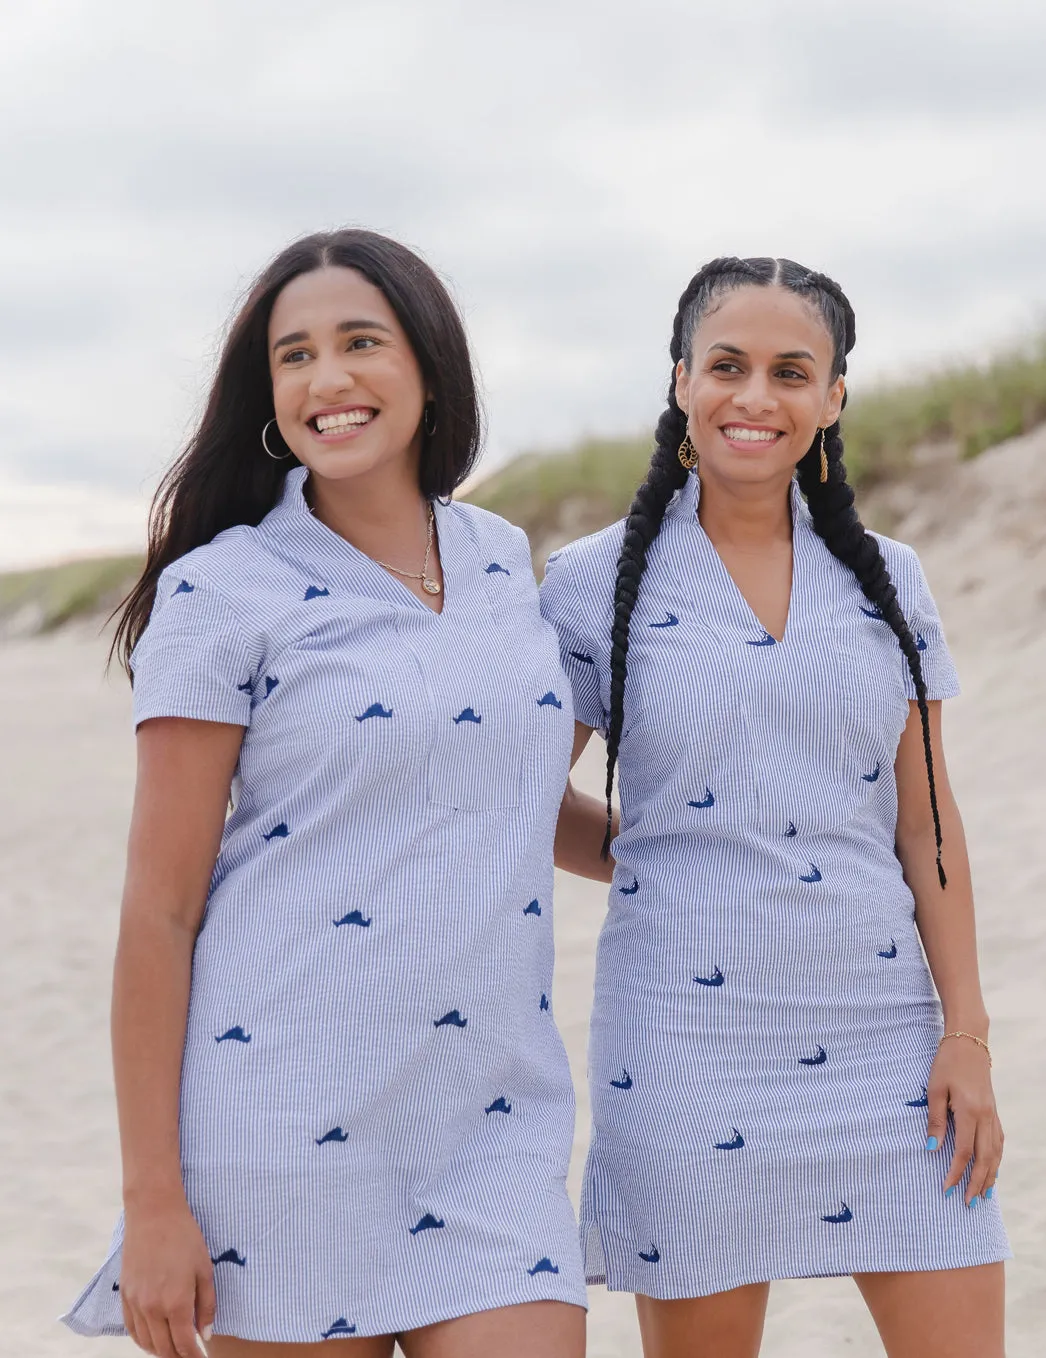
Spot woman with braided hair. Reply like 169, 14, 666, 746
542, 258, 1009, 1357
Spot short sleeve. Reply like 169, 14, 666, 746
130, 566, 262, 728
898, 550, 960, 702
539, 551, 606, 731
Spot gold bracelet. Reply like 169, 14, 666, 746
940, 1031, 992, 1066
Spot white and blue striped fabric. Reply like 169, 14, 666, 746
540, 471, 1010, 1299
62, 466, 586, 1342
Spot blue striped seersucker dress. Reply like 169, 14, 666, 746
539, 471, 1010, 1298
62, 466, 586, 1342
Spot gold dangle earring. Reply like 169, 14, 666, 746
818, 427, 829, 483
678, 431, 699, 470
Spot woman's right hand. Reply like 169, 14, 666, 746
119, 1198, 216, 1358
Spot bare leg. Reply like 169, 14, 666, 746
400, 1300, 585, 1358
635, 1283, 771, 1358
855, 1264, 1005, 1358
210, 1336, 395, 1357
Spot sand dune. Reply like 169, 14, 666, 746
1, 429, 1043, 1356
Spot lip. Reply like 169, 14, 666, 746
305, 403, 378, 442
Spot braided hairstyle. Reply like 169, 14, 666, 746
603, 257, 947, 888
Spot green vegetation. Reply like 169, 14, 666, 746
0, 554, 141, 634
3, 331, 1044, 633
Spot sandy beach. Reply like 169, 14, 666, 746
2, 429, 1044, 1356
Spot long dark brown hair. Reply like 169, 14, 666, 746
111, 228, 483, 672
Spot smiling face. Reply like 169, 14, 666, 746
267, 265, 428, 486
674, 284, 845, 488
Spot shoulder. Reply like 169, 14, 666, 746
149, 525, 281, 628
544, 519, 625, 592
446, 500, 533, 567
868, 531, 929, 602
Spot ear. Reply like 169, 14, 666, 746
822, 375, 845, 427
674, 359, 691, 416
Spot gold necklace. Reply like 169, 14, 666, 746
371, 505, 441, 595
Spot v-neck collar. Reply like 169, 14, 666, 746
258, 466, 460, 616
664, 472, 815, 644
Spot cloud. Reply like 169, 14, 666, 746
0, 0, 1044, 491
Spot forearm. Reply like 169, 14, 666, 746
112, 911, 198, 1207
898, 806, 988, 1036
554, 780, 617, 881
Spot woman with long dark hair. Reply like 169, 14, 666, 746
544, 258, 1009, 1357
62, 230, 587, 1358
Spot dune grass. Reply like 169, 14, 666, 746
3, 332, 1044, 632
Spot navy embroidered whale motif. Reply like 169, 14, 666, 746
860, 605, 885, 620
569, 650, 595, 664
799, 864, 822, 883
822, 1203, 853, 1224
212, 1249, 246, 1266
434, 1010, 467, 1028
539, 993, 550, 1011
333, 910, 371, 928
688, 789, 715, 809
216, 1027, 251, 1044
321, 1319, 357, 1339
315, 1127, 349, 1145
409, 1214, 445, 1236
485, 1098, 512, 1115
620, 876, 640, 895
610, 1071, 633, 1090
237, 680, 254, 693
785, 821, 798, 837
261, 676, 279, 699
527, 1258, 560, 1276
714, 1128, 745, 1151
173, 579, 195, 596
693, 967, 725, 987
878, 940, 898, 959
112, 1282, 120, 1292
747, 631, 777, 647
905, 1087, 929, 1108
862, 763, 881, 783
537, 692, 563, 709
799, 1046, 828, 1066
357, 703, 393, 722
638, 1245, 661, 1263
523, 899, 542, 917
546, 552, 561, 565
304, 585, 330, 601
650, 612, 679, 628
485, 562, 511, 576
263, 823, 289, 841
453, 707, 482, 724
916, 632, 928, 651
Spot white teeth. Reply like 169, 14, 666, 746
315, 410, 373, 432
723, 427, 780, 442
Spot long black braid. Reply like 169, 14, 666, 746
603, 257, 948, 889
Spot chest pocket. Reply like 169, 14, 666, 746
424, 626, 527, 811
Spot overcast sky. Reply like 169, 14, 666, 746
2, 0, 1045, 503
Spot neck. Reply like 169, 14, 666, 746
697, 467, 794, 549
306, 453, 430, 566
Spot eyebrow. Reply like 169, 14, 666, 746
271, 319, 394, 352
707, 342, 817, 361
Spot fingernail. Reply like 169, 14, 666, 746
195, 1334, 210, 1358
945, 1186, 956, 1198
969, 1196, 980, 1208
202, 1328, 213, 1343
986, 1186, 994, 1201
925, 1136, 938, 1151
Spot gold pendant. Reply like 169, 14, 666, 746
422, 578, 442, 595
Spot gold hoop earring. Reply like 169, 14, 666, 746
678, 432, 699, 470
818, 427, 829, 484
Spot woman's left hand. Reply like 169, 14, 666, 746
925, 1035, 1003, 1207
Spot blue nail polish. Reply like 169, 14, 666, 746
945, 1186, 956, 1198
969, 1196, 980, 1208
925, 1136, 938, 1151
985, 1187, 994, 1200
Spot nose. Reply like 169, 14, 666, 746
309, 352, 355, 400
732, 370, 777, 418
